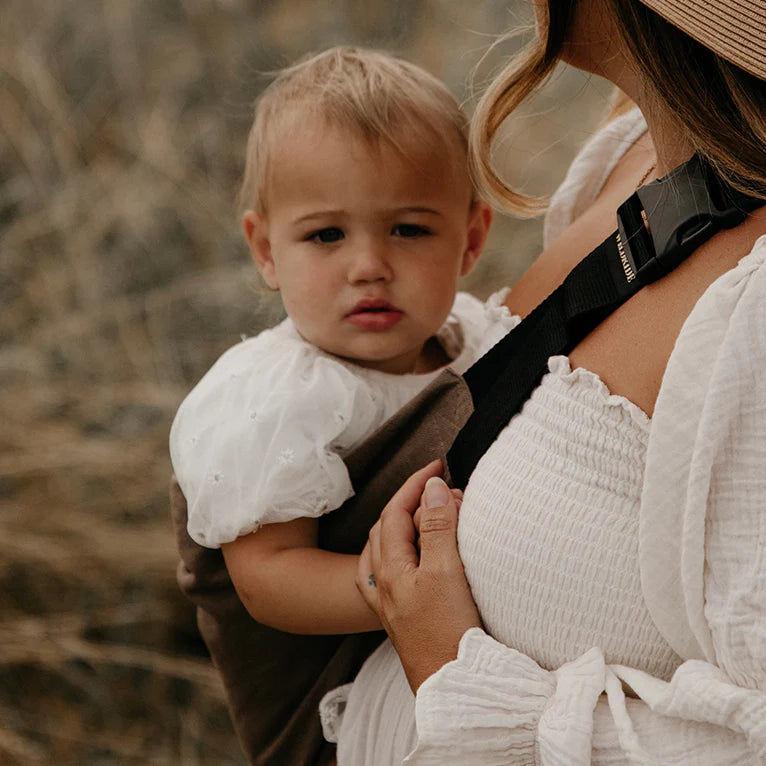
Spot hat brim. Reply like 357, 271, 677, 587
639, 0, 766, 79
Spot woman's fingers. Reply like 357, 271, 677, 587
376, 460, 443, 571
417, 477, 463, 573
357, 463, 442, 615
372, 475, 482, 692
413, 488, 462, 531
392, 459, 444, 517
379, 496, 419, 574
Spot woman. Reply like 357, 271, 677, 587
326, 0, 766, 762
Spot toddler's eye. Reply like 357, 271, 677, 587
308, 227, 344, 244
392, 223, 430, 238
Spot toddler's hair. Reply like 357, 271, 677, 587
239, 46, 471, 214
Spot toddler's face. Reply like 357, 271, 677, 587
244, 123, 490, 374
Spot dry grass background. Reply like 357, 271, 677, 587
0, 1, 614, 762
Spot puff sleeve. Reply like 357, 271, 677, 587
169, 324, 387, 548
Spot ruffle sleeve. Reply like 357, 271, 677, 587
477, 287, 520, 358
169, 324, 386, 548
432, 290, 519, 374
407, 626, 762, 764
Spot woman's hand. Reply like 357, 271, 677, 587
357, 460, 481, 693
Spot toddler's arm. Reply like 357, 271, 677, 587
222, 516, 381, 635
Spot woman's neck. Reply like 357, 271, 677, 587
630, 93, 696, 178
598, 50, 695, 178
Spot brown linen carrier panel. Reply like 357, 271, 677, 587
170, 369, 473, 766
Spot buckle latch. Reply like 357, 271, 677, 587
616, 153, 749, 286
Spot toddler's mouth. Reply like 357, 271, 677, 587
346, 299, 404, 330
348, 298, 400, 314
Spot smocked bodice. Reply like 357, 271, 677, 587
459, 355, 682, 680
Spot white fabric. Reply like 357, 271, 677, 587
457, 355, 679, 682
639, 249, 766, 664
543, 108, 650, 248
170, 291, 514, 548
326, 108, 766, 764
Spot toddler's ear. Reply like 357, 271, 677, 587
242, 210, 279, 289
460, 200, 493, 277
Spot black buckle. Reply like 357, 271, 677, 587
616, 153, 750, 286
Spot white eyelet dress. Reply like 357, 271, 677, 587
170, 292, 514, 549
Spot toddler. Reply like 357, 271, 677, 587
170, 46, 513, 636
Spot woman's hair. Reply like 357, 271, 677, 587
469, 0, 576, 217
240, 46, 471, 214
471, 0, 766, 215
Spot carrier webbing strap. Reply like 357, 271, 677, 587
446, 154, 764, 490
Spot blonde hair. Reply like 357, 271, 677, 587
239, 46, 471, 214
469, 0, 576, 218
471, 0, 766, 216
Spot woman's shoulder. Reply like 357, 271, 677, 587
544, 107, 647, 246
649, 232, 766, 456
676, 233, 766, 348
640, 235, 766, 661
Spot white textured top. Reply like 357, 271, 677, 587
170, 291, 514, 548
459, 355, 679, 681
324, 108, 766, 764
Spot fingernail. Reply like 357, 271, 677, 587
424, 476, 450, 508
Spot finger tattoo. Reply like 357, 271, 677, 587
367, 573, 377, 588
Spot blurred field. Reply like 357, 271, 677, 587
0, 1, 615, 762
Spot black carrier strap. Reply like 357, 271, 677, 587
447, 153, 764, 490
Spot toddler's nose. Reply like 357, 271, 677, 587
348, 240, 393, 283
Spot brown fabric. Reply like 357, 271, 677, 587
170, 369, 473, 765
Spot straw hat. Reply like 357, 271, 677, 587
638, 0, 766, 79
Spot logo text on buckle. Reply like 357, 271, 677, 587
616, 231, 636, 283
